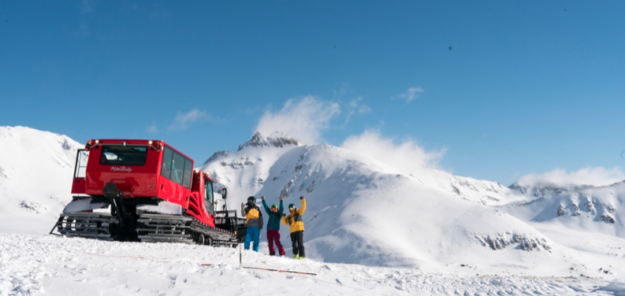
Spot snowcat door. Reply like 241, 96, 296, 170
204, 177, 215, 216
71, 149, 89, 194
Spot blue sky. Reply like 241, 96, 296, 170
1, 1, 624, 185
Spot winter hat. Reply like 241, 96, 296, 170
288, 203, 295, 209
247, 196, 256, 203
271, 204, 278, 209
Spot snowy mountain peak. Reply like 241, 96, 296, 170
237, 131, 300, 151
203, 132, 301, 165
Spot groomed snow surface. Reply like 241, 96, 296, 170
1, 234, 621, 296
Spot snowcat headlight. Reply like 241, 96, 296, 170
95, 139, 99, 144
148, 140, 153, 145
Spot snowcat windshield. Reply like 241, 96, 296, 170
100, 145, 148, 166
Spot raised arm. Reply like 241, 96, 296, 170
278, 199, 284, 215
281, 214, 288, 226
298, 197, 306, 215
261, 199, 271, 214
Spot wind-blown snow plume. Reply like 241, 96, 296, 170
340, 130, 445, 175
255, 96, 340, 144
516, 167, 625, 187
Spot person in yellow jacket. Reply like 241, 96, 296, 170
281, 196, 306, 259
241, 196, 263, 252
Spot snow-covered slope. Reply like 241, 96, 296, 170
201, 133, 588, 271
0, 126, 82, 234
2, 127, 625, 283
4, 233, 622, 296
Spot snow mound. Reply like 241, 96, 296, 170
599, 281, 625, 296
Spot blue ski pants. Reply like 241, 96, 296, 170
244, 226, 260, 252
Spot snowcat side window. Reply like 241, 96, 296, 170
183, 158, 193, 189
74, 150, 89, 178
161, 147, 173, 179
171, 152, 185, 185
160, 146, 193, 188
205, 179, 214, 215
100, 146, 148, 166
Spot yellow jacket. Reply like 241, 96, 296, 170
281, 198, 306, 233
244, 206, 262, 228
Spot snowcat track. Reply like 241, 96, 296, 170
136, 214, 238, 246
56, 213, 115, 240
136, 214, 193, 244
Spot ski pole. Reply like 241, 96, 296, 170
242, 266, 317, 276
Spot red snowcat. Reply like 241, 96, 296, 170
52, 139, 246, 246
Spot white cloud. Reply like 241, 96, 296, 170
145, 122, 158, 134
516, 167, 625, 187
168, 108, 211, 131
395, 87, 424, 104
340, 130, 445, 175
255, 96, 340, 144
